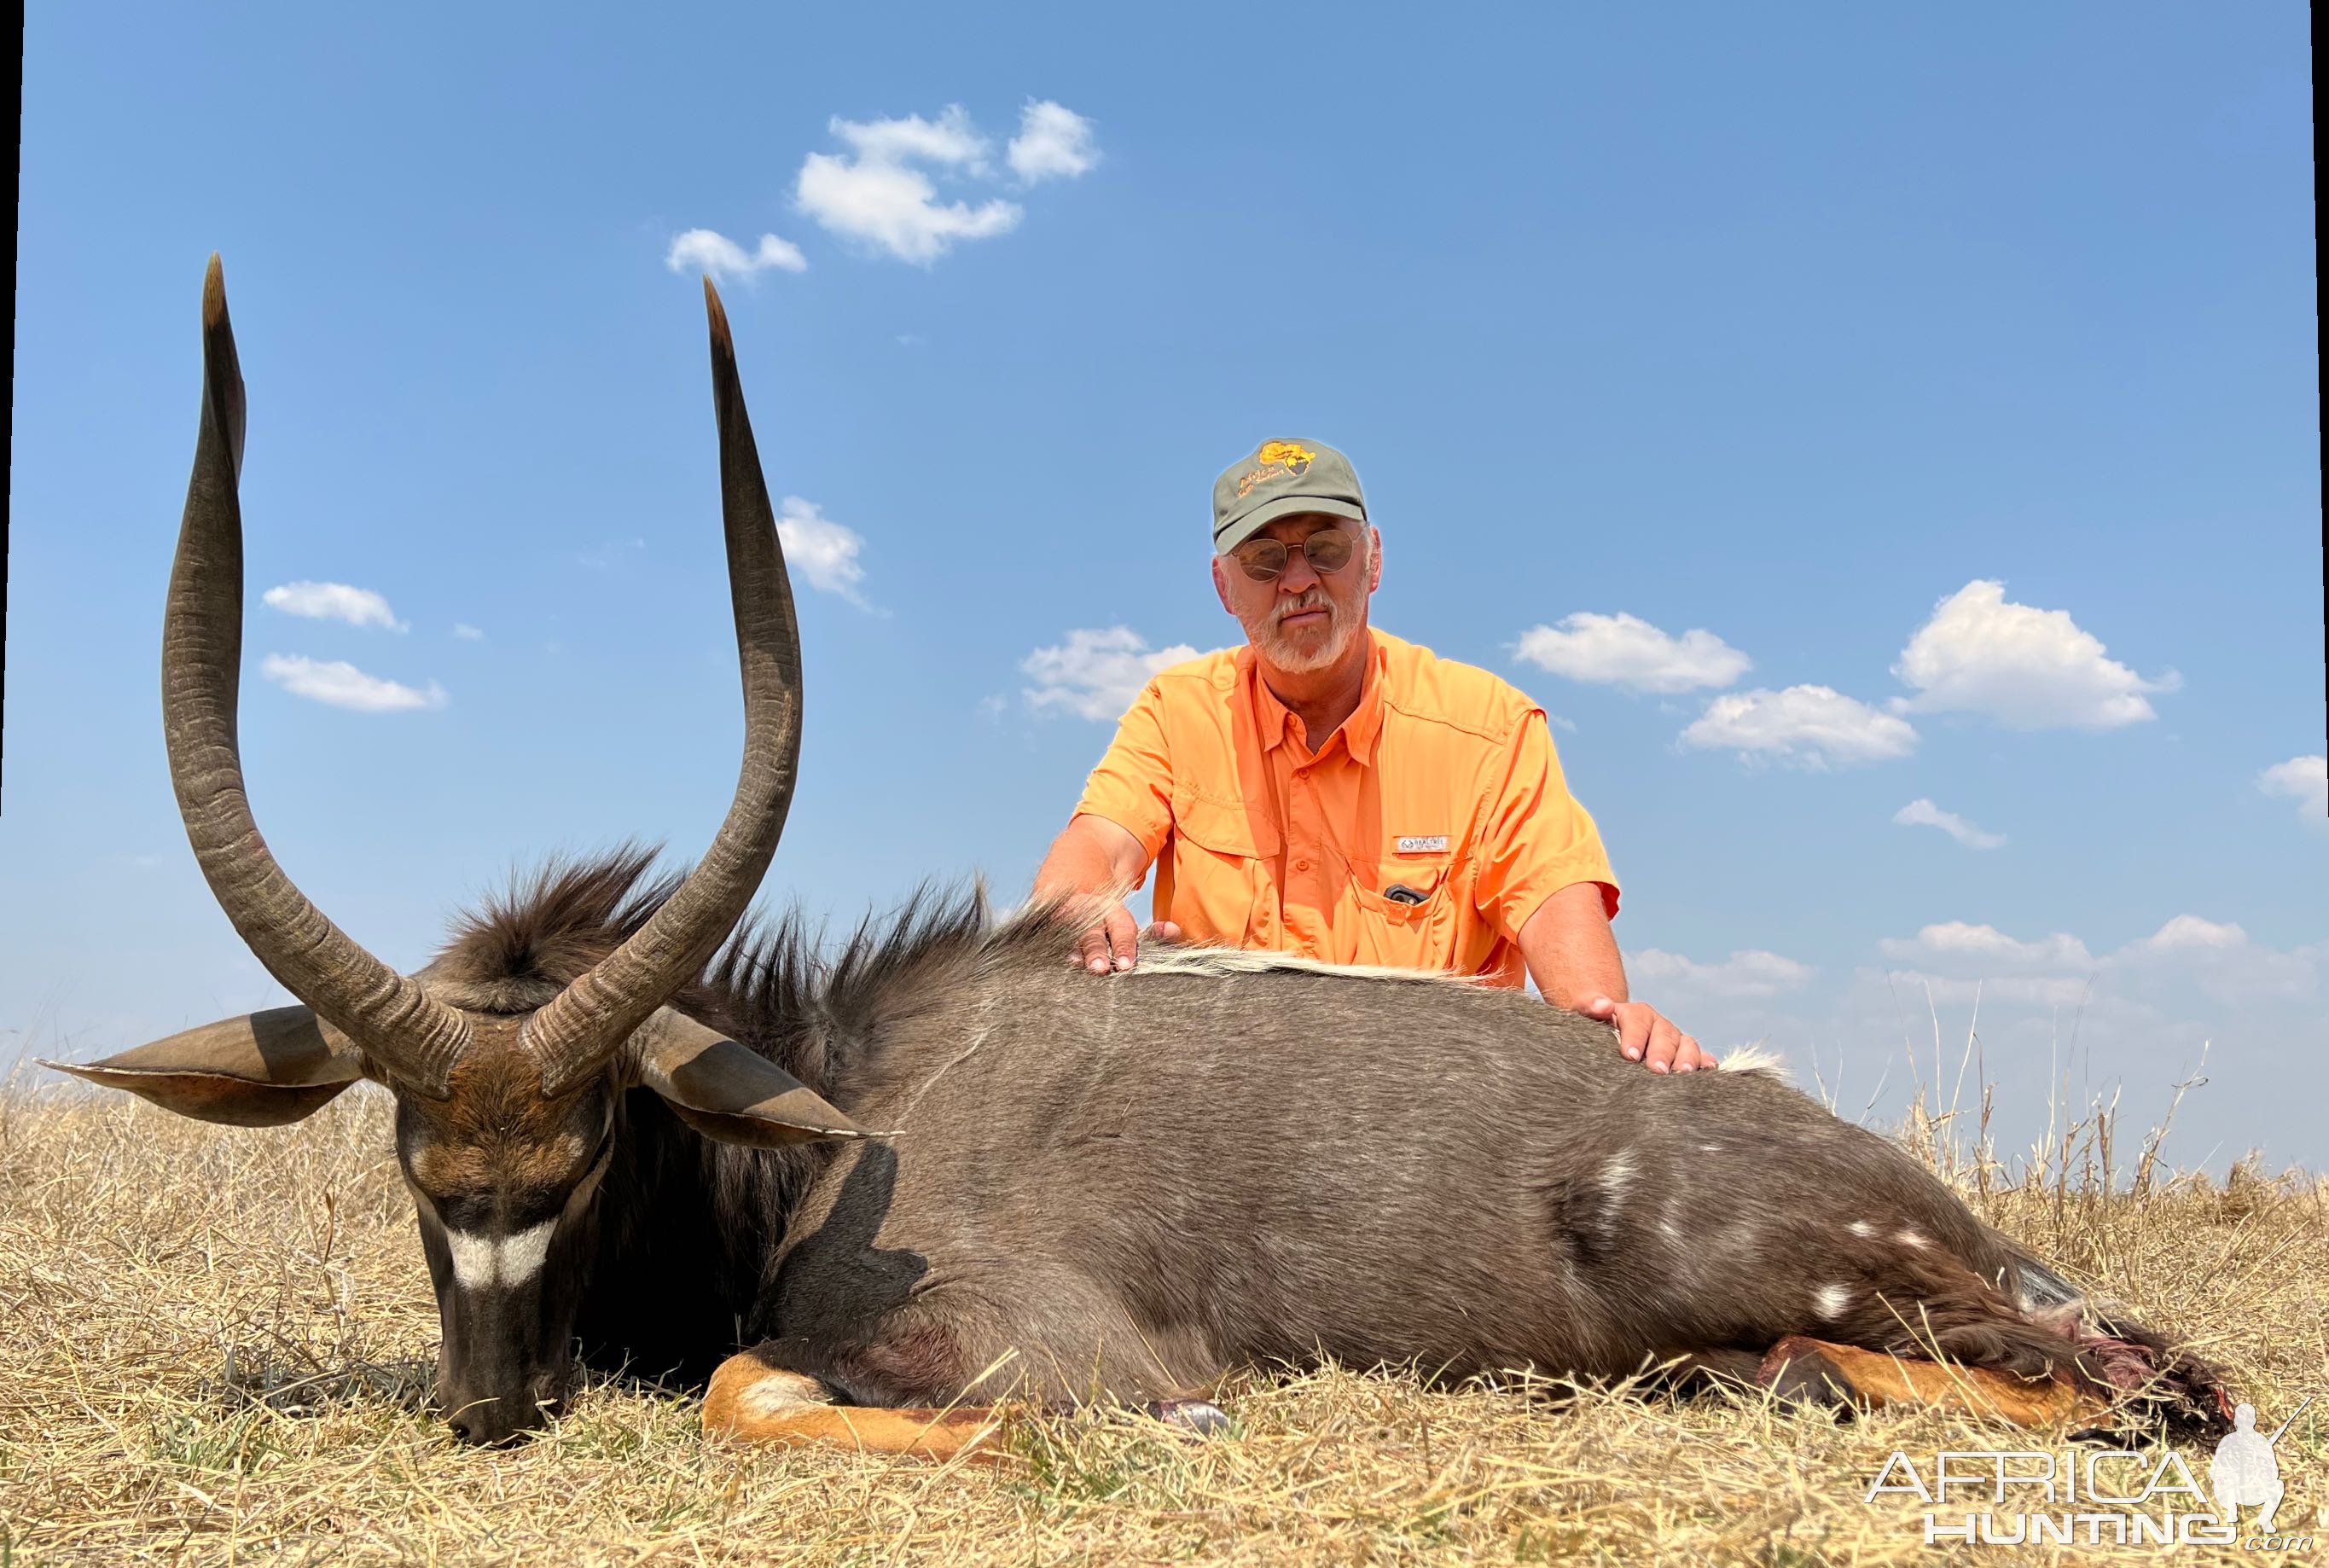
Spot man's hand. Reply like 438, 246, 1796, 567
1034, 815, 1179, 975
1072, 904, 1182, 975
1581, 996, 1716, 1073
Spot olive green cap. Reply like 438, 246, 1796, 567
1211, 438, 1367, 553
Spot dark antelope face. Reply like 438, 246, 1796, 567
399, 1025, 613, 1443
389, 1014, 859, 1443
46, 257, 868, 1445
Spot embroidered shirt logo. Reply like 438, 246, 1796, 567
1236, 439, 1318, 497
1395, 835, 1449, 855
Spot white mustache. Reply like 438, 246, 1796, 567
1272, 591, 1332, 628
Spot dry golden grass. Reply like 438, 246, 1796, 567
1, 1068, 2321, 1567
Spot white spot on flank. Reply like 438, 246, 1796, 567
1897, 1228, 1928, 1249
1658, 1219, 1681, 1244
446, 1218, 557, 1290
1815, 1284, 1851, 1320
1847, 1220, 1877, 1240
1698, 1144, 1721, 1155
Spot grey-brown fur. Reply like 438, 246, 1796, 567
449, 852, 2228, 1433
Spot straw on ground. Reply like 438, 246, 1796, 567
1, 1074, 2320, 1566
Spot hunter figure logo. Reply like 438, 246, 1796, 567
2213, 1397, 2309, 1533
1236, 439, 1317, 497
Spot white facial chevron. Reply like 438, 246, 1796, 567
445, 1218, 557, 1290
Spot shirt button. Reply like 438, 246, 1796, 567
1294, 858, 1310, 871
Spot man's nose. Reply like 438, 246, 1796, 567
1276, 553, 1322, 594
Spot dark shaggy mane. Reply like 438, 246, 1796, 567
430, 846, 1072, 1080
711, 881, 1004, 1051
439, 844, 681, 990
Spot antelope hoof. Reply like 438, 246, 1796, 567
1145, 1397, 1231, 1436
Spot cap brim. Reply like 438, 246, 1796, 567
1214, 495, 1368, 553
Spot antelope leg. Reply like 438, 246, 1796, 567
1762, 1335, 2109, 1428
702, 1346, 1004, 1461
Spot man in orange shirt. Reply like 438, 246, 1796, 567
1033, 438, 1714, 1073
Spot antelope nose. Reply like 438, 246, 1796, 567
446, 1396, 535, 1447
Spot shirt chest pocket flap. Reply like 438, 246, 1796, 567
1170, 787, 1276, 861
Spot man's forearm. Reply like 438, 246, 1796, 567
1034, 815, 1147, 902
1033, 836, 1112, 902
1516, 881, 1629, 1008
1518, 883, 1712, 1071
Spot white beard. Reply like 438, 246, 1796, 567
1246, 589, 1356, 673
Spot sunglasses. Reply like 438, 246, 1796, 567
1228, 529, 1357, 583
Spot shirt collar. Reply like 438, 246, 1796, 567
1241, 630, 1385, 766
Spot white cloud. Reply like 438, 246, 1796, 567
795, 106, 1022, 264
2135, 914, 2246, 952
261, 581, 405, 632
1893, 798, 2005, 850
775, 497, 871, 609
1680, 684, 1917, 769
1007, 100, 1101, 183
1858, 966, 2099, 1009
260, 654, 446, 713
1023, 627, 1200, 722
1878, 922, 2095, 973
665, 228, 807, 281
451, 623, 485, 641
1875, 914, 2318, 1010
2257, 754, 2327, 830
1629, 948, 1815, 999
833, 104, 991, 170
1513, 612, 1751, 694
1892, 579, 2177, 729
1664, 915, 2329, 1166
2116, 917, 2319, 1005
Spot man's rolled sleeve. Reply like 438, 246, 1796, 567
1472, 711, 1620, 938
1070, 681, 1176, 862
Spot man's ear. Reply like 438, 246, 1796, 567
43, 1006, 368, 1128
1211, 554, 1234, 615
630, 1008, 878, 1148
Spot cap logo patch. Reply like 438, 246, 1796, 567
1236, 439, 1317, 497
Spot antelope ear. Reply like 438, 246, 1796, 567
630, 1008, 877, 1147
42, 1006, 368, 1128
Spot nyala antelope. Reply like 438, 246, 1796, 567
51, 258, 2233, 1450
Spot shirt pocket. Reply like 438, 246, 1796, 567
1345, 857, 1461, 972
1165, 787, 1268, 947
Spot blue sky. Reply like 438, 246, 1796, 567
7, 3, 2320, 1168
